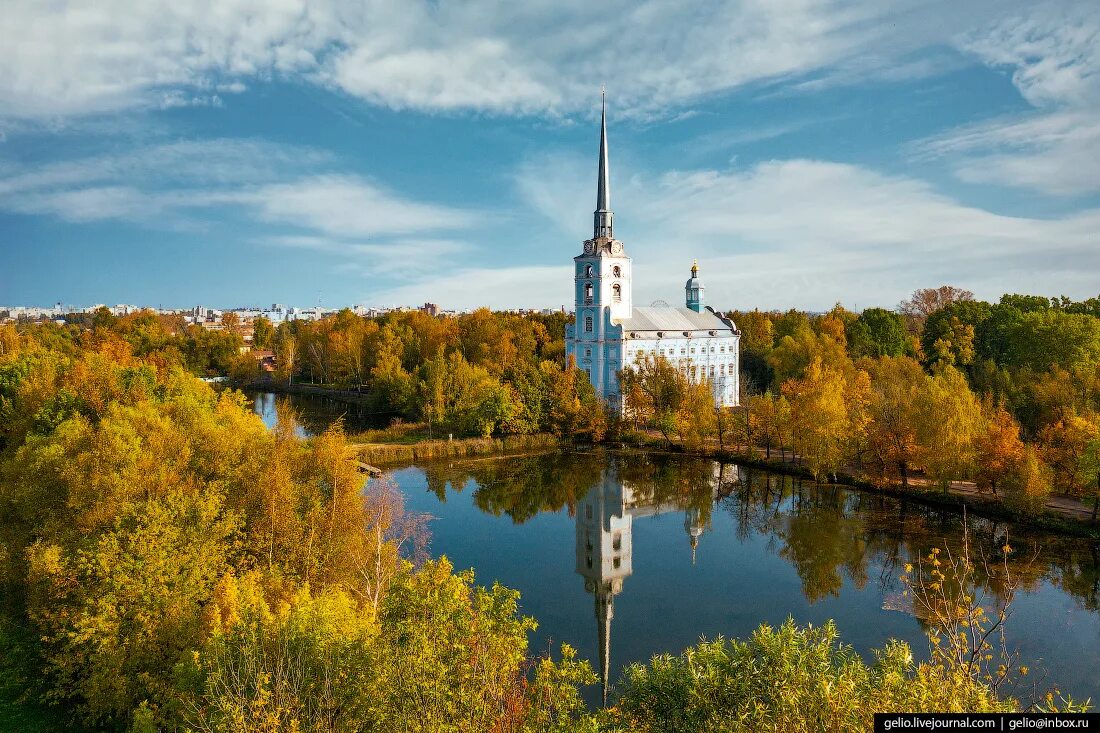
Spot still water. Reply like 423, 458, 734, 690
252, 392, 1100, 703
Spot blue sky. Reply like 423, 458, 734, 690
1, 0, 1098, 311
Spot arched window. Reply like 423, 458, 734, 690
584, 265, 593, 277
612, 283, 621, 302
584, 315, 594, 333
612, 265, 621, 277
584, 282, 593, 304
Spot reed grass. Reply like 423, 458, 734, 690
354, 433, 559, 466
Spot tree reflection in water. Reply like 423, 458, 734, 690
420, 451, 1100, 704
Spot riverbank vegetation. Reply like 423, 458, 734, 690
0, 323, 1091, 729
0, 327, 594, 731
623, 288, 1100, 524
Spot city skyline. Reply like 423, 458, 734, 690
2, 0, 1098, 311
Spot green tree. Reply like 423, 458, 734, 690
852, 308, 907, 358
250, 316, 274, 349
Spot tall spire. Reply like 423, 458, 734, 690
594, 88, 614, 239
596, 587, 614, 707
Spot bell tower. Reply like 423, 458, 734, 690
567, 91, 632, 403
574, 91, 632, 322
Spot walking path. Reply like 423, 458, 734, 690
661, 435, 1098, 525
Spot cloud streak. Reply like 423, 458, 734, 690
0, 139, 480, 276
910, 2, 1100, 195
0, 0, 1056, 121
392, 152, 1100, 311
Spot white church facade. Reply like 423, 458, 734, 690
565, 96, 740, 410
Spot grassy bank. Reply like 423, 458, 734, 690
353, 432, 561, 467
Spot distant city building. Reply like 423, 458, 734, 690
420, 302, 440, 316
565, 95, 740, 410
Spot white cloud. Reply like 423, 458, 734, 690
0, 140, 480, 276
0, 0, 337, 118
236, 175, 476, 238
371, 265, 572, 309
0, 139, 330, 198
266, 234, 470, 275
0, 0, 1050, 121
911, 2, 1100, 195
428, 153, 1100, 311
959, 4, 1099, 109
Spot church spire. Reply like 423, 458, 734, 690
594, 89, 614, 239
595, 586, 614, 707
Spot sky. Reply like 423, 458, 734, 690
1, 0, 1098, 312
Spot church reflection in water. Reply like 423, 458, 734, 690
574, 461, 744, 705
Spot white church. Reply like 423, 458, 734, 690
565, 96, 740, 410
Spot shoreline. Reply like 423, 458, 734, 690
240, 377, 390, 409
611, 437, 1100, 540
366, 437, 1100, 541
242, 384, 1099, 540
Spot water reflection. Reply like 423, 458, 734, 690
417, 451, 1100, 700
249, 391, 390, 435
575, 461, 743, 704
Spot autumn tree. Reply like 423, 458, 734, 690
220, 311, 241, 336
916, 366, 984, 491
1078, 433, 1100, 522
1001, 446, 1053, 514
975, 401, 1025, 496
620, 354, 687, 447
900, 285, 975, 319
1038, 413, 1100, 497
675, 377, 718, 452
866, 357, 926, 488
747, 391, 791, 460
782, 358, 867, 481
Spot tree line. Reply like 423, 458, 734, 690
0, 323, 596, 732
0, 306, 1091, 730
622, 287, 1100, 519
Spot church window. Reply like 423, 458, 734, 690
612, 533, 621, 550
584, 315, 593, 333
690, 348, 696, 354
680, 348, 686, 355
584, 348, 592, 358
613, 265, 621, 277
584, 282, 593, 304
586, 505, 593, 519
613, 558, 621, 569
612, 283, 621, 302
584, 264, 593, 277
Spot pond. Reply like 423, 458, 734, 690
251, 392, 1100, 705
249, 389, 392, 436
